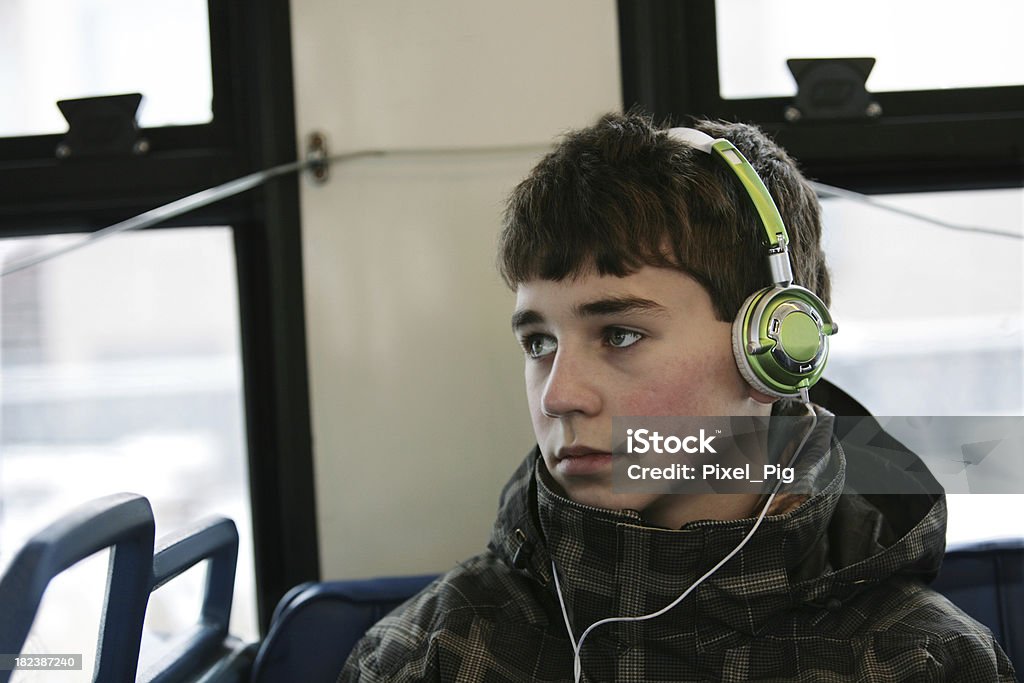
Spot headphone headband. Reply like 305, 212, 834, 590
668, 127, 793, 284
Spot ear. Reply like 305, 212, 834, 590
747, 386, 779, 406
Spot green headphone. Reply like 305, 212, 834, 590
668, 127, 838, 399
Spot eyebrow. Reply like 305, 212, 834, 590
576, 296, 667, 318
511, 296, 668, 330
510, 309, 544, 330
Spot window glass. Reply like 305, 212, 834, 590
822, 188, 1022, 416
716, 0, 1024, 99
0, 0, 212, 137
138, 561, 208, 675
0, 227, 257, 668
7, 550, 107, 681
819, 187, 1024, 544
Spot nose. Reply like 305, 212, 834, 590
539, 347, 602, 419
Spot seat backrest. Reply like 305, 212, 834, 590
932, 538, 1023, 668
249, 574, 438, 683
0, 493, 247, 683
138, 515, 244, 683
0, 493, 154, 683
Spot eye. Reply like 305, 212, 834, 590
521, 334, 557, 359
605, 328, 643, 349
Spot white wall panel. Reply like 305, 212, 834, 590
291, 0, 621, 152
289, 0, 621, 578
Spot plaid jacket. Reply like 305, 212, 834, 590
339, 410, 1017, 682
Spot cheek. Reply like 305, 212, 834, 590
618, 351, 745, 415
523, 366, 542, 407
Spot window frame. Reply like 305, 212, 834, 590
0, 0, 318, 635
617, 0, 1024, 193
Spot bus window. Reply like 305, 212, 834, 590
0, 227, 258, 670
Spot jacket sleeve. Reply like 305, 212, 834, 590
336, 616, 442, 683
928, 630, 1018, 682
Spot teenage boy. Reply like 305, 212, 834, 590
339, 113, 1016, 682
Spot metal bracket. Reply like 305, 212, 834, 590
305, 132, 330, 184
55, 93, 148, 160
784, 58, 880, 123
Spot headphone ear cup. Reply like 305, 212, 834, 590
732, 289, 793, 399
732, 286, 835, 399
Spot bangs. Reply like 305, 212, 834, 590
498, 172, 685, 284
496, 140, 744, 320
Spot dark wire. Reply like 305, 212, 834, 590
0, 151, 382, 278
3, 154, 1019, 279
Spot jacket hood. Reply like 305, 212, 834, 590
487, 404, 947, 646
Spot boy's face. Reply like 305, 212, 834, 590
513, 266, 772, 520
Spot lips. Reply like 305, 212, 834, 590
558, 445, 607, 459
555, 446, 613, 475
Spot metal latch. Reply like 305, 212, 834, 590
55, 93, 148, 160
784, 58, 881, 123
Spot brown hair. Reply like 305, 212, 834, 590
497, 111, 830, 321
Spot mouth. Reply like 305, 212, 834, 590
555, 446, 613, 475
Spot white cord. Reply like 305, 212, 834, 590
553, 407, 818, 682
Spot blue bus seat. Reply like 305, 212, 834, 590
0, 493, 155, 683
137, 514, 246, 683
249, 574, 438, 683
932, 538, 1023, 668
0, 493, 249, 683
